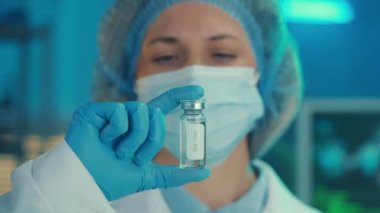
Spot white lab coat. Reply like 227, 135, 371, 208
0, 142, 321, 213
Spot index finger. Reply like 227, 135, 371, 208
147, 85, 204, 114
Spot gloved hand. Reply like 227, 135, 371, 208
65, 85, 209, 201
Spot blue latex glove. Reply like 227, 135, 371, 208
65, 86, 209, 201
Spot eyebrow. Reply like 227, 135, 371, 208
148, 34, 241, 46
149, 37, 178, 45
209, 34, 240, 42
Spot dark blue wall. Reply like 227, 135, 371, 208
289, 0, 380, 98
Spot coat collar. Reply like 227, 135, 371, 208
253, 160, 320, 213
111, 160, 321, 213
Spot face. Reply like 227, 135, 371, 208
135, 2, 257, 79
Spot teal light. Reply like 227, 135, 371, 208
282, 0, 354, 24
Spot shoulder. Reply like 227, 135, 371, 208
254, 160, 322, 213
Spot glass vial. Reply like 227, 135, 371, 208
180, 99, 206, 169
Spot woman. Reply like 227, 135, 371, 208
0, 0, 320, 212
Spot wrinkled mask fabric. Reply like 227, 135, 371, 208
135, 65, 265, 167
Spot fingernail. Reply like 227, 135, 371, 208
116, 151, 125, 159
134, 155, 144, 165
195, 86, 204, 95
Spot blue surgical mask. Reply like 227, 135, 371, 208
135, 65, 265, 167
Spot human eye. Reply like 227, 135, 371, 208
152, 54, 179, 65
212, 52, 237, 62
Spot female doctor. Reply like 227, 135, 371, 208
0, 0, 321, 212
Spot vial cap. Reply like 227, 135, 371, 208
181, 99, 205, 110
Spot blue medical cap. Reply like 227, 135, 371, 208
122, 0, 264, 96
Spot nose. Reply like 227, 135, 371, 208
182, 48, 208, 68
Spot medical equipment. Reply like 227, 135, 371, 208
180, 99, 206, 169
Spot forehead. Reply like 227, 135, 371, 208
144, 2, 247, 39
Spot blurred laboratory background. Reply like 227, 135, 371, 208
0, 0, 379, 212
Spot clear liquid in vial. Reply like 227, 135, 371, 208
179, 111, 206, 168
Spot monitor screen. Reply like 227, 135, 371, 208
296, 99, 380, 212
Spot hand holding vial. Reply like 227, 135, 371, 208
64, 86, 210, 201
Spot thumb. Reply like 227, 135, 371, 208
139, 166, 210, 192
